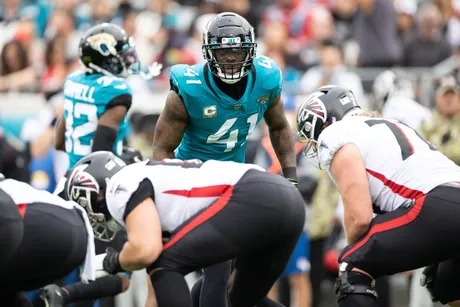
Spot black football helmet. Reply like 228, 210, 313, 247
79, 23, 140, 78
297, 85, 361, 160
202, 12, 257, 84
66, 151, 126, 242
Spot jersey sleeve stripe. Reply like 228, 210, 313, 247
163, 184, 232, 198
162, 186, 234, 250
366, 168, 424, 199
339, 194, 426, 262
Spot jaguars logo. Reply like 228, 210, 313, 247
257, 95, 269, 105
87, 33, 117, 57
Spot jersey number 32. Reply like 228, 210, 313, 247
64, 100, 98, 156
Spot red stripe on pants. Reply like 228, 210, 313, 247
163, 186, 234, 251
340, 195, 426, 262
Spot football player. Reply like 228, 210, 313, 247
66, 151, 305, 307
152, 12, 298, 306
51, 23, 157, 307
0, 177, 95, 307
297, 85, 460, 307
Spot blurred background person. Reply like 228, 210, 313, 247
403, 3, 452, 67
421, 75, 460, 165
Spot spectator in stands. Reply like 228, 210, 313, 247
262, 0, 313, 51
421, 75, 460, 165
0, 39, 38, 92
296, 6, 337, 70
221, 0, 259, 34
44, 9, 80, 60
394, 0, 417, 43
403, 3, 451, 67
330, 0, 356, 46
41, 35, 69, 100
300, 40, 368, 107
445, 0, 460, 50
353, 0, 402, 67
184, 13, 216, 64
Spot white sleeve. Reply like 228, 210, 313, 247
317, 119, 371, 173
105, 164, 147, 226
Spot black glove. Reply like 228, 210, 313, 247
121, 146, 143, 165
103, 247, 123, 275
420, 263, 439, 302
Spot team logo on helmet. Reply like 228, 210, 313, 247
298, 92, 327, 123
87, 33, 117, 57
67, 164, 100, 202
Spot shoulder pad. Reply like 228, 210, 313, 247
170, 63, 205, 98
253, 56, 283, 93
95, 75, 132, 104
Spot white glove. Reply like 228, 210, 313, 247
140, 62, 163, 80
94, 253, 110, 279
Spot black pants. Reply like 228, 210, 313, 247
339, 183, 460, 302
150, 170, 306, 307
0, 189, 24, 270
0, 202, 87, 294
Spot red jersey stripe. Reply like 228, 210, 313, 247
163, 184, 232, 198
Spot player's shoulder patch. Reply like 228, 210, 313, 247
170, 63, 205, 98
253, 56, 283, 92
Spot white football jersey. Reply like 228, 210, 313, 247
0, 178, 76, 210
105, 159, 264, 232
317, 116, 460, 212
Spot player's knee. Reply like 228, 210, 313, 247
335, 265, 378, 307
422, 263, 460, 305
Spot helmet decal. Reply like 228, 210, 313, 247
87, 33, 118, 57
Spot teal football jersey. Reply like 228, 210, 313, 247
172, 56, 283, 162
63, 71, 132, 170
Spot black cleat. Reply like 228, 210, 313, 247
40, 284, 65, 307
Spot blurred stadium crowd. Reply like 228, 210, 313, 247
2, 0, 460, 306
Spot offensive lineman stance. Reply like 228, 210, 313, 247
0, 178, 95, 307
152, 12, 298, 306
296, 85, 460, 306
66, 151, 305, 307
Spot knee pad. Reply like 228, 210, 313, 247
334, 264, 378, 302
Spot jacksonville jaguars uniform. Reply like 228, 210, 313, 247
171, 56, 282, 162
63, 70, 132, 170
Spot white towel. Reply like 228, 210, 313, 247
71, 202, 97, 282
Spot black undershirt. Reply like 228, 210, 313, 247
212, 75, 248, 101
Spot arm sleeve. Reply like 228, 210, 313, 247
123, 178, 155, 222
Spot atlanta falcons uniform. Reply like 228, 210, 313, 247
105, 159, 305, 306
0, 179, 95, 302
318, 115, 460, 304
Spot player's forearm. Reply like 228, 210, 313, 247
269, 127, 297, 171
152, 145, 175, 160
119, 241, 157, 271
